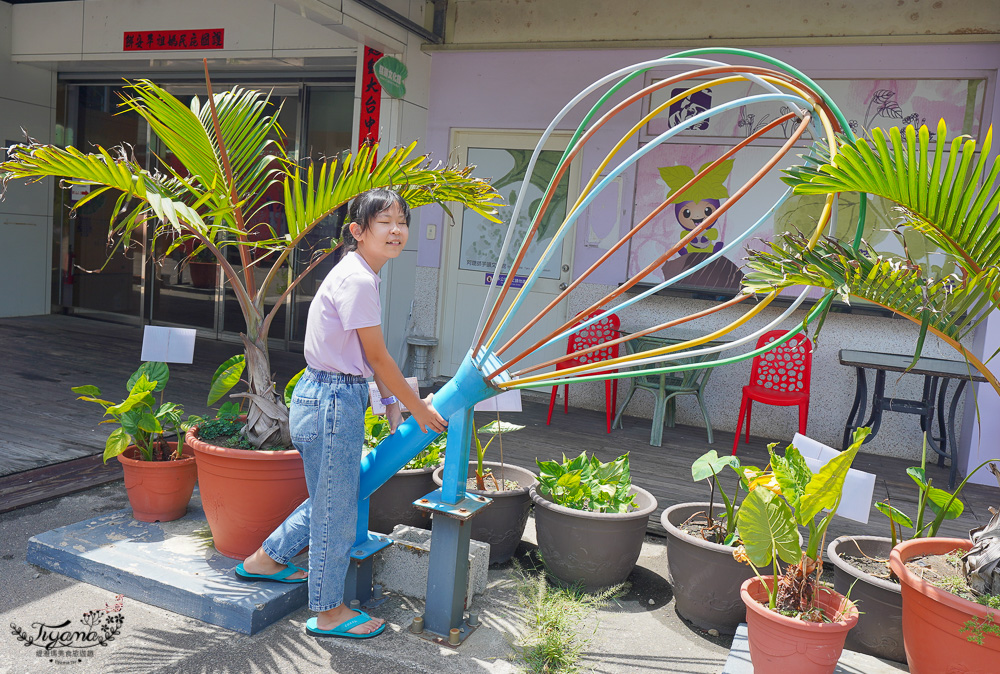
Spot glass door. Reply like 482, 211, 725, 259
58, 81, 355, 340
61, 85, 148, 323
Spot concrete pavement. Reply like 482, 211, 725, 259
0, 480, 907, 673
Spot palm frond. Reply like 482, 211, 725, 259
782, 121, 1000, 275
283, 142, 502, 242
744, 233, 1000, 389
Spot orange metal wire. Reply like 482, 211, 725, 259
484, 110, 814, 380
471, 64, 824, 356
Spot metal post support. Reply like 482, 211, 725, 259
425, 407, 473, 636
342, 496, 392, 608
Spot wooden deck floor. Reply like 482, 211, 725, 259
2, 314, 997, 541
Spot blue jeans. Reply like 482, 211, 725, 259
261, 367, 368, 612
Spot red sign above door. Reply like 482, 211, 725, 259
123, 29, 225, 52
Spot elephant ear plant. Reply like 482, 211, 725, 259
736, 427, 870, 615
690, 450, 742, 545
1, 72, 501, 450
73, 362, 186, 462
876, 432, 996, 547
473, 419, 525, 491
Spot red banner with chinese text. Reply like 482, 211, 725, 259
359, 46, 383, 160
123, 29, 224, 51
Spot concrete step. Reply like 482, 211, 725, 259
25, 490, 308, 635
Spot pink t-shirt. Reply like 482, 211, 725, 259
303, 251, 381, 377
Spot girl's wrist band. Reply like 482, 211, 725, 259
380, 395, 398, 406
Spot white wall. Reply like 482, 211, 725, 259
0, 2, 56, 318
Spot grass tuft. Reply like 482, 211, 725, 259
513, 560, 626, 673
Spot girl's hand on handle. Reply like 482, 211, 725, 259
410, 392, 447, 434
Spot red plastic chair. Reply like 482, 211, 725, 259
547, 310, 620, 433
732, 330, 812, 455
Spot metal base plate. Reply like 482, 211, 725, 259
350, 532, 392, 560
408, 619, 479, 648
412, 489, 492, 520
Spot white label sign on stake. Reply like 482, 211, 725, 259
140, 325, 197, 364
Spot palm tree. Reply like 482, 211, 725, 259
742, 119, 1000, 396
1, 77, 501, 449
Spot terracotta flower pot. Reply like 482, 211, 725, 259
368, 464, 437, 535
433, 461, 537, 564
828, 535, 905, 663
117, 442, 197, 523
889, 537, 1000, 673
661, 502, 752, 635
741, 576, 859, 674
187, 428, 308, 560
530, 483, 656, 592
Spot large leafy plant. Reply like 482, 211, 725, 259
736, 427, 870, 615
535, 452, 638, 514
1, 76, 501, 450
73, 362, 186, 462
744, 120, 1000, 397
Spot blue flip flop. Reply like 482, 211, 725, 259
306, 611, 386, 639
234, 562, 307, 584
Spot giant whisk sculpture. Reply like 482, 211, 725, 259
358, 48, 860, 643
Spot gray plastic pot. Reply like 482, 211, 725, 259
432, 461, 537, 564
530, 483, 657, 592
828, 535, 905, 663
368, 464, 437, 534
661, 502, 753, 635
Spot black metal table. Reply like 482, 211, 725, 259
839, 349, 988, 488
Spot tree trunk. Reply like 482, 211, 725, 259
232, 333, 291, 449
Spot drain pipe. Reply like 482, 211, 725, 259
352, 0, 445, 44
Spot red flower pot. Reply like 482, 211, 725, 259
117, 442, 197, 523
187, 429, 308, 560
889, 537, 1000, 674
741, 576, 859, 674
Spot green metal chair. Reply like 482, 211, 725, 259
611, 335, 720, 446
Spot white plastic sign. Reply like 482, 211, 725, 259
140, 325, 196, 364
792, 433, 876, 524
475, 390, 522, 412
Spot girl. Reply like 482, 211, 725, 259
235, 188, 447, 639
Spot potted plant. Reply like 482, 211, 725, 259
661, 450, 750, 634
73, 362, 197, 523
2, 77, 500, 554
367, 405, 447, 534
530, 451, 657, 591
828, 433, 991, 663
183, 360, 309, 559
432, 418, 535, 564
887, 467, 1000, 673
734, 428, 868, 674
889, 537, 1000, 673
